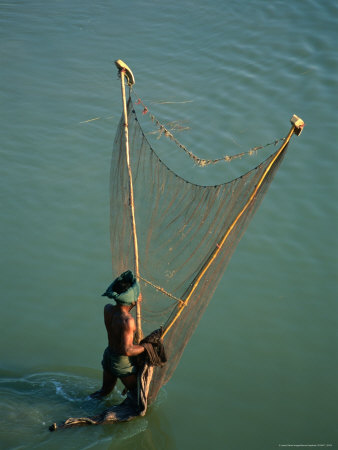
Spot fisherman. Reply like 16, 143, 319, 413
90, 270, 145, 399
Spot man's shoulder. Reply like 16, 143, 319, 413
104, 303, 115, 316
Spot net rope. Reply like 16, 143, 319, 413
131, 89, 286, 167
110, 90, 294, 403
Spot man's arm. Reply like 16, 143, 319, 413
121, 318, 145, 357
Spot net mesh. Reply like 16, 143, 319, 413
110, 93, 289, 403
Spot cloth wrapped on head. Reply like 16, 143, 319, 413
102, 270, 140, 306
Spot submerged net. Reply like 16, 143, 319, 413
110, 90, 295, 404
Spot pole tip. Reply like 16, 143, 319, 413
290, 114, 305, 136
115, 59, 135, 86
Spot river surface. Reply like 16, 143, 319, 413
1, 1, 337, 449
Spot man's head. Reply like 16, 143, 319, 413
102, 270, 140, 307
113, 278, 132, 295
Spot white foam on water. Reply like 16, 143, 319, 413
53, 380, 77, 402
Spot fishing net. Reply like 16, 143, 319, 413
48, 64, 304, 431
110, 87, 302, 404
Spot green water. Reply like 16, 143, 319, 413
1, 0, 337, 448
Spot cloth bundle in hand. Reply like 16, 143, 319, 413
140, 328, 167, 367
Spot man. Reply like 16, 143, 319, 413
90, 270, 145, 399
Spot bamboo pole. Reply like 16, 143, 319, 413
117, 62, 143, 342
162, 122, 301, 339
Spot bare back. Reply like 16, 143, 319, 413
104, 304, 136, 355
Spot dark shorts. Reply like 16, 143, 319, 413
101, 347, 137, 378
